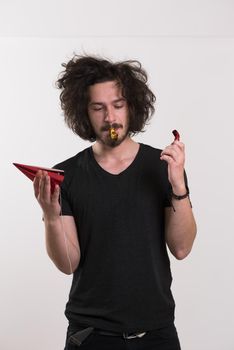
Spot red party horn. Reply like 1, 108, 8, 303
13, 163, 64, 193
172, 129, 180, 141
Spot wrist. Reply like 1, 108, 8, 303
43, 214, 61, 224
171, 187, 189, 200
171, 184, 186, 196
170, 186, 191, 212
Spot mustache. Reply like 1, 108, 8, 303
101, 123, 123, 132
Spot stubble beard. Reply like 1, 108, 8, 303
96, 126, 129, 148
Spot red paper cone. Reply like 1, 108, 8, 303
13, 163, 64, 193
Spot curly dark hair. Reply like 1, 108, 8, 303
56, 54, 156, 141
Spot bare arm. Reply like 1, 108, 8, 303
34, 170, 80, 274
44, 215, 80, 274
164, 191, 197, 260
160, 140, 197, 260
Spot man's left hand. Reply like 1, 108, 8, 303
160, 140, 186, 193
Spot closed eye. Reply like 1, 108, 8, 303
92, 106, 103, 111
113, 99, 126, 109
89, 104, 104, 111
114, 104, 124, 109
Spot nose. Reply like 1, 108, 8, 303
104, 106, 115, 124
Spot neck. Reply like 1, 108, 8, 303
92, 137, 138, 160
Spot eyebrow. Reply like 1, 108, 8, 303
88, 98, 126, 106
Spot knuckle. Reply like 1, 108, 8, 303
37, 194, 42, 203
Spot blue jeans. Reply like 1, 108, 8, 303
64, 324, 181, 350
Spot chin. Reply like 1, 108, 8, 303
108, 133, 128, 147
108, 140, 122, 147
98, 131, 128, 147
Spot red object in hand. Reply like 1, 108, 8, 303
13, 163, 64, 193
172, 129, 180, 141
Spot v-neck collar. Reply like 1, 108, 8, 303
89, 143, 143, 177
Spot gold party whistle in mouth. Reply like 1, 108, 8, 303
109, 127, 118, 140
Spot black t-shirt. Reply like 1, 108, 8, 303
54, 143, 185, 333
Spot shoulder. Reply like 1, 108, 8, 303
139, 143, 168, 174
52, 147, 91, 171
52, 147, 91, 190
140, 143, 162, 159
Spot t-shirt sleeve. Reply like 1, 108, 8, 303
52, 164, 73, 216
164, 169, 190, 207
59, 182, 73, 216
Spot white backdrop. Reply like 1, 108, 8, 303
1, 1, 234, 349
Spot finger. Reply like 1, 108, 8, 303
43, 174, 51, 202
38, 172, 50, 202
51, 184, 60, 204
33, 171, 42, 198
162, 142, 185, 161
172, 140, 185, 151
161, 146, 178, 161
160, 150, 185, 169
167, 142, 184, 152
160, 154, 174, 164
37, 175, 44, 201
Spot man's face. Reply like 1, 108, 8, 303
88, 81, 129, 147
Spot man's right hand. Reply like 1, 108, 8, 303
33, 170, 61, 221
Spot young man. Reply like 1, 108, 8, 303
34, 55, 196, 349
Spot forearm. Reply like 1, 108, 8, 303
165, 190, 197, 260
44, 217, 80, 274
160, 138, 197, 259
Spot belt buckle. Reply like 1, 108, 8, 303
123, 332, 146, 339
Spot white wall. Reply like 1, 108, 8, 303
1, 1, 234, 349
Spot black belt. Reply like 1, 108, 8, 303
69, 326, 147, 346
95, 329, 147, 339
